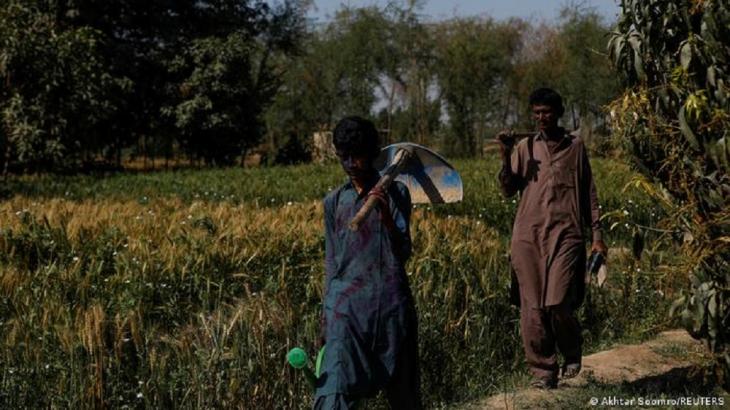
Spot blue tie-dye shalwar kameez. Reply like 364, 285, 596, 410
314, 180, 418, 408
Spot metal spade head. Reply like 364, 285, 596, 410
373, 143, 463, 204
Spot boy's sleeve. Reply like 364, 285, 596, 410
321, 195, 337, 341
390, 182, 412, 263
324, 195, 337, 282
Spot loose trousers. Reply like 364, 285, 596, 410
519, 301, 582, 381
312, 320, 422, 410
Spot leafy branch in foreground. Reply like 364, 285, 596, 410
608, 0, 730, 386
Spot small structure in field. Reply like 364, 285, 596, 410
312, 127, 391, 164
312, 131, 336, 163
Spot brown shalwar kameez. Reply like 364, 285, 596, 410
499, 129, 602, 382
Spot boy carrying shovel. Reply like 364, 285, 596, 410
314, 116, 422, 409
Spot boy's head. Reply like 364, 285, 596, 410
528, 88, 563, 132
333, 116, 381, 179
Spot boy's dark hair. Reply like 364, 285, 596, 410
332, 116, 380, 159
529, 87, 564, 117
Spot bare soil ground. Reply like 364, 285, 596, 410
463, 330, 719, 409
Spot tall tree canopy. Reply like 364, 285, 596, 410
1, 1, 619, 170
433, 17, 522, 156
0, 0, 307, 170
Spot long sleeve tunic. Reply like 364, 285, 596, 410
499, 130, 602, 308
316, 180, 416, 398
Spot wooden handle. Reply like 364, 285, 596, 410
348, 195, 382, 231
348, 149, 410, 231
487, 131, 536, 145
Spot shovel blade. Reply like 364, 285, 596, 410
373, 143, 463, 204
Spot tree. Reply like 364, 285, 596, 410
506, 5, 618, 137
162, 33, 263, 165
433, 17, 522, 156
75, 0, 309, 166
375, 1, 440, 145
0, 2, 129, 172
264, 5, 390, 162
556, 5, 619, 132
608, 0, 730, 385
1, 0, 308, 171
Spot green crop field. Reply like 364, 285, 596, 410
0, 158, 687, 408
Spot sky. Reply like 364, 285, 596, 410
306, 0, 621, 24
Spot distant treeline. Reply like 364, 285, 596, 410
0, 1, 619, 173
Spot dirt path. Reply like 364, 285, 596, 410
464, 330, 715, 409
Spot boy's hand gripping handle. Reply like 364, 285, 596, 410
348, 148, 411, 231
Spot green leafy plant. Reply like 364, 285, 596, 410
608, 0, 730, 386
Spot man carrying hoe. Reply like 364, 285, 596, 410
496, 88, 608, 389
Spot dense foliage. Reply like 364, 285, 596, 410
269, 3, 620, 158
0, 0, 307, 171
1, 2, 619, 171
608, 0, 730, 386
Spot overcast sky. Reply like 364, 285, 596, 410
306, 0, 620, 23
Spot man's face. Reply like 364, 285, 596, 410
531, 104, 559, 132
336, 150, 373, 180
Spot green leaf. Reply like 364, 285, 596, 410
708, 290, 717, 319
680, 41, 692, 70
633, 51, 646, 81
669, 295, 686, 317
626, 33, 647, 81
715, 78, 727, 104
711, 137, 729, 170
678, 105, 700, 150
609, 35, 626, 65
707, 65, 716, 87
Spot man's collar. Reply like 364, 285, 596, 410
535, 128, 568, 141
